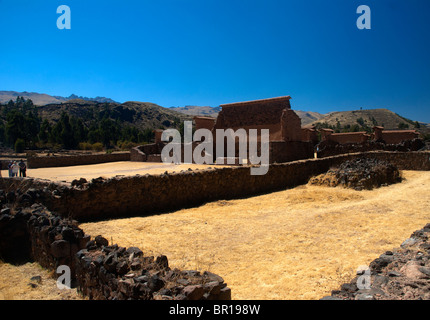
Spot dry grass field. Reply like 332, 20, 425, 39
79, 170, 430, 300
1, 169, 429, 300
0, 262, 83, 300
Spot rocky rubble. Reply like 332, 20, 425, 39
0, 187, 231, 300
322, 223, 430, 300
309, 157, 402, 190
76, 238, 231, 300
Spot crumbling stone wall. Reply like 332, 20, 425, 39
322, 223, 430, 300
27, 152, 130, 169
76, 241, 230, 300
2, 151, 429, 223
0, 192, 230, 300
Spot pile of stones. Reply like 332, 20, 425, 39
322, 223, 430, 300
76, 236, 231, 300
309, 157, 402, 190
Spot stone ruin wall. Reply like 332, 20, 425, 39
2, 151, 429, 223
1, 151, 429, 300
27, 152, 131, 169
328, 132, 370, 144
0, 199, 230, 300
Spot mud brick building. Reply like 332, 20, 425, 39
210, 96, 313, 163
373, 126, 420, 144
320, 128, 371, 144
132, 96, 314, 164
319, 126, 419, 145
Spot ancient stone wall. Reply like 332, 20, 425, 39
27, 152, 131, 169
322, 223, 430, 300
130, 146, 147, 162
328, 132, 370, 144
2, 151, 429, 223
0, 199, 230, 300
381, 131, 420, 144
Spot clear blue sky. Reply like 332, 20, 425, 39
1, 0, 430, 122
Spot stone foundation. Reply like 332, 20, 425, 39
0, 197, 230, 300
1, 151, 429, 222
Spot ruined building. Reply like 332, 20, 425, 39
131, 96, 314, 164
319, 126, 419, 145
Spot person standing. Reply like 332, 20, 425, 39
19, 159, 27, 177
8, 161, 13, 177
12, 161, 19, 177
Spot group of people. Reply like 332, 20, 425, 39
0, 160, 27, 178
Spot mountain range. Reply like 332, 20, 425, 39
1, 90, 428, 135
0, 91, 117, 105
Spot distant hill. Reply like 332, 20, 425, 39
294, 110, 326, 126
169, 106, 221, 118
309, 108, 429, 135
36, 100, 192, 131
0, 91, 117, 105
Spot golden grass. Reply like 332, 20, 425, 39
0, 261, 83, 300
80, 170, 430, 300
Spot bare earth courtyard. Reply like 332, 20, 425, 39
1, 161, 224, 183
1, 165, 430, 300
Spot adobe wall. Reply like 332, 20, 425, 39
317, 139, 425, 158
213, 96, 292, 142
270, 141, 314, 163
382, 131, 420, 144
301, 128, 318, 144
194, 117, 216, 131
27, 152, 131, 169
2, 151, 429, 223
328, 132, 370, 144
281, 109, 302, 142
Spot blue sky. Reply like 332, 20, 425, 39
1, 0, 429, 122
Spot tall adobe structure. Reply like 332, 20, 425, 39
212, 96, 302, 142
209, 96, 313, 163
131, 96, 314, 164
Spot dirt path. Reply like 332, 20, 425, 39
80, 170, 430, 300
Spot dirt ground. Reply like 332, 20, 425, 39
1, 170, 429, 300
0, 161, 226, 183
79, 170, 430, 300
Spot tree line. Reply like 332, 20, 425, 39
0, 97, 155, 152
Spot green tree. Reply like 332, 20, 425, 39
14, 138, 25, 153
39, 119, 52, 143
5, 109, 26, 146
